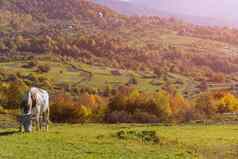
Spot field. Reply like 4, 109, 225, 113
0, 58, 200, 96
0, 123, 238, 159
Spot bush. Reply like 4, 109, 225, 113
2, 81, 28, 109
37, 65, 50, 73
0, 106, 8, 114
50, 93, 91, 123
22, 60, 38, 68
195, 93, 217, 117
80, 87, 98, 94
115, 130, 160, 144
170, 94, 193, 122
128, 77, 138, 85
216, 93, 238, 113
105, 111, 133, 123
148, 91, 172, 121
107, 89, 172, 123
37, 77, 53, 90
133, 110, 160, 123
6, 74, 19, 82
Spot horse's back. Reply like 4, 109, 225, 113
30, 87, 49, 112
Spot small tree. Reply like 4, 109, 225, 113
150, 91, 172, 121
216, 93, 238, 113
4, 81, 28, 109
50, 93, 92, 123
37, 65, 50, 73
195, 93, 217, 117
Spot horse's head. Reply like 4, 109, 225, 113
21, 114, 32, 132
20, 99, 30, 115
20, 93, 35, 132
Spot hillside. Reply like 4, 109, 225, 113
95, 0, 162, 16
1, 0, 238, 97
105, 0, 238, 27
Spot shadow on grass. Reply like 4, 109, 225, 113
0, 130, 19, 136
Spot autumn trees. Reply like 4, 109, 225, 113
2, 0, 238, 79
0, 81, 28, 109
106, 89, 171, 123
195, 91, 238, 117
50, 92, 107, 123
1, 78, 238, 123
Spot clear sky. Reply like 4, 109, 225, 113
129, 0, 238, 20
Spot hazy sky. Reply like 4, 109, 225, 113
129, 0, 238, 20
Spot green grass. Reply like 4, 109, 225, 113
0, 124, 238, 159
0, 59, 196, 93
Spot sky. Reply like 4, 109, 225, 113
128, 0, 238, 20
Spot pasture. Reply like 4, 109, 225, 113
0, 58, 198, 95
0, 124, 238, 159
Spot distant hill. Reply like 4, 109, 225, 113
1, 0, 121, 22
95, 0, 238, 27
1, 0, 238, 94
95, 0, 160, 16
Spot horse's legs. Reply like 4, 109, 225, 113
40, 115, 43, 131
46, 108, 49, 132
35, 114, 40, 131
43, 109, 49, 131
19, 111, 25, 132
19, 120, 24, 132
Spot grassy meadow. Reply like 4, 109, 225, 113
0, 58, 199, 95
1, 59, 238, 159
0, 124, 238, 159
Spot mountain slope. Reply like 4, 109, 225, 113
1, 0, 119, 18
1, 0, 238, 95
96, 0, 238, 27
95, 0, 161, 16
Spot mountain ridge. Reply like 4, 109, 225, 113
96, 0, 238, 27
1, 0, 238, 88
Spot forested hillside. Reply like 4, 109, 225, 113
1, 0, 238, 78
1, 0, 238, 123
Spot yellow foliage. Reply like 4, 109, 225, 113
80, 105, 92, 118
216, 93, 238, 113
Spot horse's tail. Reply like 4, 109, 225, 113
27, 91, 33, 115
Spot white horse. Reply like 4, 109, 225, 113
20, 87, 50, 132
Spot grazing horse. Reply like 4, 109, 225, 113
20, 87, 49, 132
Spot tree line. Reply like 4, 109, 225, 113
1, 82, 238, 124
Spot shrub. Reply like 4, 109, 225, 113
0, 106, 7, 114
3, 81, 28, 109
128, 77, 138, 85
50, 93, 91, 123
80, 87, 98, 94
37, 65, 50, 73
133, 110, 159, 123
115, 130, 160, 144
22, 60, 38, 68
195, 93, 217, 117
91, 104, 107, 122
210, 73, 225, 83
6, 74, 18, 82
107, 89, 172, 123
37, 77, 53, 90
170, 94, 193, 122
105, 111, 133, 123
216, 93, 238, 113
148, 91, 172, 121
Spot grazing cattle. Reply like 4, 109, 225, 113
20, 87, 49, 132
